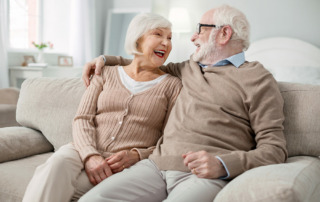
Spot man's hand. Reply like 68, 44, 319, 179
84, 155, 112, 185
106, 150, 140, 173
82, 56, 105, 87
182, 150, 227, 179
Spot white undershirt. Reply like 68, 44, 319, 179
118, 66, 168, 94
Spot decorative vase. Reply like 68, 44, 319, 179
37, 50, 45, 63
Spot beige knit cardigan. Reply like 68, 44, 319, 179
72, 66, 182, 162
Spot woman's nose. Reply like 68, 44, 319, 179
162, 38, 171, 46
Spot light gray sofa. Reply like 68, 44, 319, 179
0, 77, 319, 202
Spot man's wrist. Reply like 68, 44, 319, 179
101, 55, 106, 64
215, 156, 229, 179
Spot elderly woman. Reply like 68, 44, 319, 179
23, 13, 182, 202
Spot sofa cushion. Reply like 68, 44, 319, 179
214, 156, 320, 202
16, 78, 85, 151
0, 153, 90, 202
278, 82, 320, 157
0, 153, 52, 202
0, 127, 53, 163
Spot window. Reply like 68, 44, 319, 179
9, 0, 40, 49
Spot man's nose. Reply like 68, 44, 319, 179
191, 32, 198, 42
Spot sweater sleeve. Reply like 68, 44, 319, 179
132, 78, 183, 160
218, 74, 288, 179
103, 55, 186, 79
104, 55, 132, 66
159, 62, 183, 78
72, 71, 105, 162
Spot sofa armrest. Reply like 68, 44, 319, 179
214, 156, 320, 202
0, 104, 20, 128
0, 126, 53, 163
0, 87, 19, 105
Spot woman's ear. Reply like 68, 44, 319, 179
219, 25, 233, 45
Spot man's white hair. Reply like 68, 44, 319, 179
213, 5, 250, 50
124, 13, 172, 55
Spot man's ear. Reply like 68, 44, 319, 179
218, 25, 233, 45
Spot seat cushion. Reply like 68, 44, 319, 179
278, 82, 320, 157
0, 152, 90, 202
214, 156, 320, 202
0, 153, 52, 202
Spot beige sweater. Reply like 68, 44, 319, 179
72, 66, 182, 162
105, 55, 288, 180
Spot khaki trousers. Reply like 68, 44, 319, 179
22, 143, 93, 202
79, 159, 228, 202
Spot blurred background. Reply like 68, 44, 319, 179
1, 0, 319, 88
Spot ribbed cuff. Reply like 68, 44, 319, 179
78, 145, 100, 163
131, 148, 151, 160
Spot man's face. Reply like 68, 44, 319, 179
191, 10, 218, 63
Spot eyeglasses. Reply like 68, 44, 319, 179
196, 23, 219, 34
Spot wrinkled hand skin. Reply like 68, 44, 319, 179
82, 56, 105, 87
84, 150, 140, 185
84, 155, 113, 185
106, 150, 140, 173
182, 150, 227, 179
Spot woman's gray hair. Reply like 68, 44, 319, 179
213, 5, 250, 50
125, 13, 172, 55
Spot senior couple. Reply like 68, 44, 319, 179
23, 4, 287, 202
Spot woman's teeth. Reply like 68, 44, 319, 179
154, 50, 165, 57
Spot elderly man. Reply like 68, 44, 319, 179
80, 4, 287, 202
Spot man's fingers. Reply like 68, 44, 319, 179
82, 62, 94, 87
183, 152, 198, 166
182, 151, 193, 158
95, 56, 105, 75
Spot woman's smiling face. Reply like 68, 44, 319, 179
136, 27, 172, 68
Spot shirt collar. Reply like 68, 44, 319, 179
199, 52, 245, 68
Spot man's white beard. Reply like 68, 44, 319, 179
192, 33, 217, 63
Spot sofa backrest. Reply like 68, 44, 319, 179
278, 82, 320, 157
16, 78, 320, 157
17, 78, 85, 151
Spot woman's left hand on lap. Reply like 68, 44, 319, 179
107, 150, 140, 173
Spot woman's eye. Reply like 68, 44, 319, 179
154, 32, 161, 36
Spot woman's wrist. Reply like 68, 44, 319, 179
129, 150, 140, 163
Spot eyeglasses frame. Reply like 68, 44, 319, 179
196, 23, 221, 34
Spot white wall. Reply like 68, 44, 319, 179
153, 0, 320, 62
43, 0, 71, 54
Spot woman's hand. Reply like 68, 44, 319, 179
84, 155, 113, 185
182, 150, 227, 179
107, 150, 140, 173
82, 56, 105, 87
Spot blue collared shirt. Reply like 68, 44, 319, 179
199, 52, 246, 179
199, 51, 245, 69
